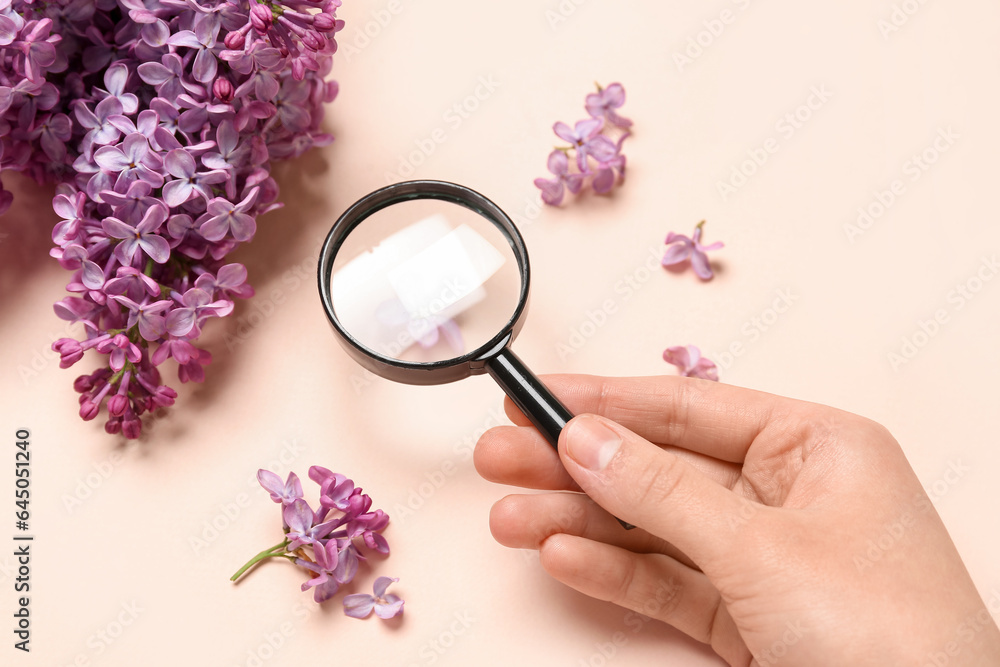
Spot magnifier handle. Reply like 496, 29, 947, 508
485, 349, 634, 530
485, 348, 572, 446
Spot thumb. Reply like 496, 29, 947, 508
559, 413, 752, 572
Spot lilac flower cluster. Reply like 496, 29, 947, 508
535, 82, 631, 206
232, 467, 403, 619
0, 0, 343, 438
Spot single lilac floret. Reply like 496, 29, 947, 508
343, 576, 404, 620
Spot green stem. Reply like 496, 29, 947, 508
230, 539, 289, 582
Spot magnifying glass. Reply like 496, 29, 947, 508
318, 180, 632, 529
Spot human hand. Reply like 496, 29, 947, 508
475, 374, 1000, 666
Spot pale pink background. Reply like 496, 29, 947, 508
3, 1, 1000, 665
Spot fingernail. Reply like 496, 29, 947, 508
565, 417, 621, 471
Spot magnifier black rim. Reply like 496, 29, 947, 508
318, 180, 530, 378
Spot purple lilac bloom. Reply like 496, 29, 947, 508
661, 221, 724, 281
257, 469, 304, 505
663, 345, 720, 382
0, 0, 343, 438
585, 82, 632, 129
343, 577, 404, 620
235, 467, 399, 612
536, 82, 631, 206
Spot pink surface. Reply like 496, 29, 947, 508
3, 1, 1000, 665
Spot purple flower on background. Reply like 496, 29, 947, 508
343, 577, 404, 620
94, 134, 165, 190
534, 150, 585, 206
75, 97, 124, 147
283, 499, 336, 549
97, 63, 139, 115
166, 14, 221, 84
234, 466, 397, 612
257, 470, 304, 505
111, 296, 172, 341
661, 221, 724, 281
103, 204, 171, 265
104, 267, 161, 301
165, 287, 234, 337
297, 539, 341, 603
663, 345, 719, 382
199, 188, 258, 242
96, 334, 142, 372
585, 82, 632, 129
553, 118, 604, 171
194, 263, 253, 299
5, 0, 344, 439
536, 82, 631, 205
162, 149, 227, 207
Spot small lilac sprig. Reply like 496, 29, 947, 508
661, 221, 724, 281
663, 345, 719, 381
232, 467, 403, 619
535, 82, 631, 206
0, 0, 344, 438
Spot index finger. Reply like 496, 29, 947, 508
503, 374, 781, 463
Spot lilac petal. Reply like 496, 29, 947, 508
0, 16, 17, 45
695, 358, 719, 381
141, 20, 170, 47
663, 346, 693, 371
166, 308, 195, 337
114, 238, 140, 265
283, 499, 314, 533
689, 250, 714, 280
586, 136, 618, 162
137, 313, 166, 341
373, 576, 397, 598
198, 215, 228, 242
534, 177, 564, 206
257, 469, 285, 501
546, 149, 568, 176
166, 30, 203, 48
661, 242, 692, 266
139, 235, 170, 263
52, 193, 80, 220
137, 62, 174, 86
313, 578, 340, 604
313, 540, 338, 571
332, 546, 358, 584
94, 146, 130, 171
553, 121, 576, 144
374, 595, 404, 619
343, 594, 374, 619
604, 83, 626, 106
104, 63, 129, 95
229, 212, 256, 242
217, 263, 247, 288
565, 173, 585, 195
309, 465, 336, 485
81, 260, 105, 290
592, 167, 615, 194
162, 180, 194, 207
192, 49, 217, 83
575, 118, 603, 139
285, 472, 304, 501
700, 241, 724, 252
136, 205, 168, 233
164, 148, 196, 178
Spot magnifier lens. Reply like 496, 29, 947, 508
329, 199, 523, 364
